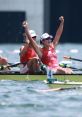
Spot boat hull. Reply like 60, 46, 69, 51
0, 74, 82, 89
0, 74, 82, 80
0, 74, 82, 81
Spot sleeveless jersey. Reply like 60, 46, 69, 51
41, 45, 59, 69
20, 47, 37, 63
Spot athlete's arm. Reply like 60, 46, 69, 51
53, 16, 64, 47
22, 21, 42, 59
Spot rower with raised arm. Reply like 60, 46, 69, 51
20, 30, 41, 74
22, 16, 73, 74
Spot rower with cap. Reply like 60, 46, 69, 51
22, 16, 73, 74
20, 30, 40, 74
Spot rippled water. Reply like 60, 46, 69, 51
0, 80, 82, 117
0, 43, 82, 117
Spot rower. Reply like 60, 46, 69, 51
0, 56, 10, 70
20, 30, 41, 74
22, 16, 73, 74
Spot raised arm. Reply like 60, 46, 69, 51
22, 21, 42, 59
53, 16, 64, 46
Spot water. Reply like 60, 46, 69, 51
0, 43, 82, 117
0, 80, 82, 117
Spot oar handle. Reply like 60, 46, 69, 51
63, 56, 71, 59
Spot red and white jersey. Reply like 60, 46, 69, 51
20, 47, 37, 63
41, 45, 59, 69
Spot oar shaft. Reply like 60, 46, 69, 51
70, 57, 82, 62
3, 62, 27, 69
64, 56, 82, 62
8, 63, 21, 67
59, 62, 82, 71
70, 67, 82, 71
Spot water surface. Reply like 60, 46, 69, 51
0, 43, 82, 117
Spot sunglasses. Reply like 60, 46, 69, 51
42, 38, 52, 43
32, 36, 36, 38
32, 36, 36, 40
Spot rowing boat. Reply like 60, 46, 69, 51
0, 72, 82, 88
0, 56, 82, 91
0, 70, 82, 81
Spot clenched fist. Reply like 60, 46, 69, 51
59, 16, 64, 23
22, 21, 28, 28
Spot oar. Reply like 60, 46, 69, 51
0, 62, 27, 70
64, 56, 82, 62
0, 60, 45, 72
38, 86, 82, 92
69, 67, 82, 71
7, 63, 21, 68
59, 63, 82, 71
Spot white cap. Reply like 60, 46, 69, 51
41, 33, 53, 39
29, 30, 37, 38
41, 33, 50, 39
40, 33, 53, 44
40, 33, 53, 43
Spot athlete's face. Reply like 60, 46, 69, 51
42, 38, 52, 46
32, 36, 36, 40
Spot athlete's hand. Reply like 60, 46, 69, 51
59, 16, 64, 23
22, 21, 28, 28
